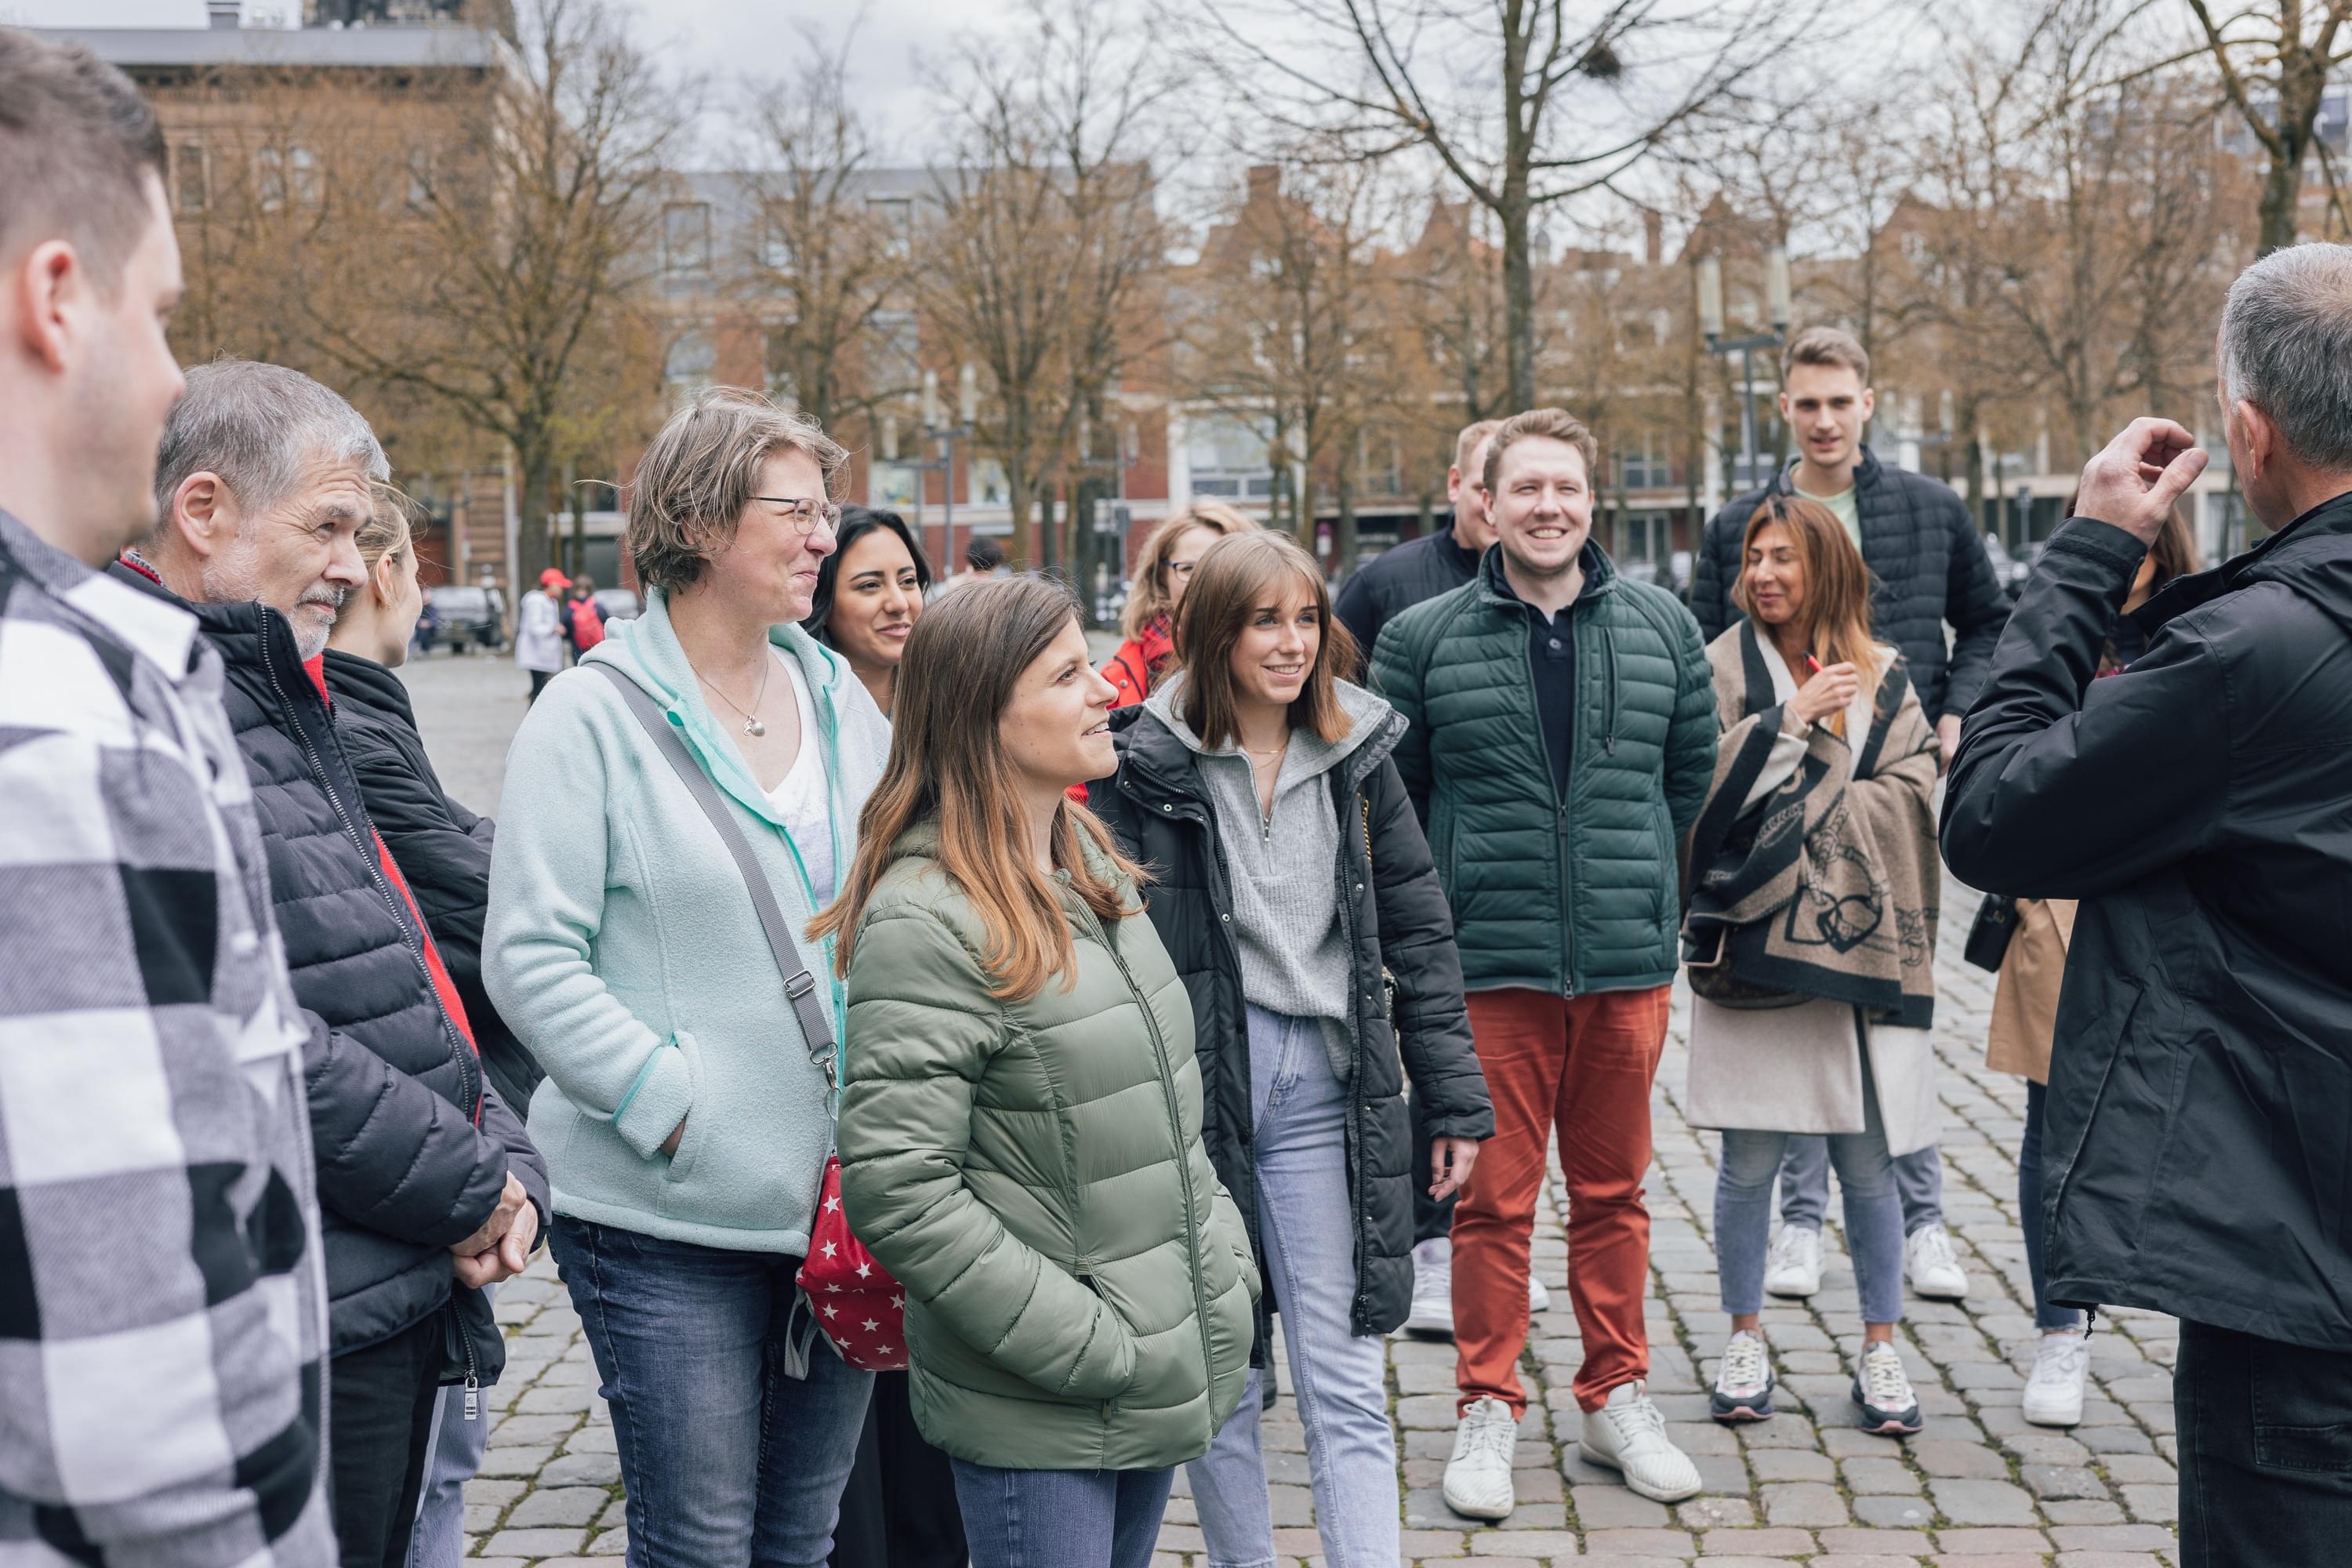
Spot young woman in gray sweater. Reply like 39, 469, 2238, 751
1095, 530, 1492, 1568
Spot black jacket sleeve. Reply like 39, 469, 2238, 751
476, 1079, 550, 1240
1365, 758, 1491, 1142
1334, 569, 1384, 680
1691, 504, 1737, 644
340, 720, 495, 968
1941, 517, 2230, 897
300, 1013, 512, 1247
1937, 497, 2013, 718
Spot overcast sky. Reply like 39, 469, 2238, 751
3, 0, 1022, 156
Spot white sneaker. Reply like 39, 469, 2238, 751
2022, 1327, 2089, 1427
1710, 1328, 1776, 1423
1578, 1380, 1701, 1501
1905, 1225, 1970, 1299
1404, 1236, 1454, 1338
1529, 1275, 1552, 1316
1442, 1395, 1519, 1520
1763, 1225, 1824, 1298
1852, 1340, 1925, 1436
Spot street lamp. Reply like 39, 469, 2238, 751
902, 365, 977, 572
1697, 243, 1792, 493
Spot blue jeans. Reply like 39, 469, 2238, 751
2020, 1081, 2083, 1331
1715, 1057, 1906, 1324
949, 1459, 1171, 1568
1189, 1007, 1398, 1568
550, 1217, 872, 1568
1777, 1135, 1943, 1236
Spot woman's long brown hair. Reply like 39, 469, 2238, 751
1732, 495, 1882, 732
808, 577, 1147, 1002
1173, 530, 1360, 751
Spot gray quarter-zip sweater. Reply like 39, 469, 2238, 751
1142, 674, 1395, 1076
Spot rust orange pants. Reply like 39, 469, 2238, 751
1453, 984, 1671, 1417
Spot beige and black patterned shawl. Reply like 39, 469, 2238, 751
1680, 621, 1941, 1027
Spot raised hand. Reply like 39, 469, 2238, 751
2075, 417, 2209, 545
1791, 661, 1861, 726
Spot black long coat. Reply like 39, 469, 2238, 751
1094, 702, 1492, 1356
1944, 499, 2352, 1348
324, 649, 542, 1116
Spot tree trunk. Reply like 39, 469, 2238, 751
1502, 190, 1537, 410
513, 441, 557, 595
2259, 134, 2305, 255
1334, 467, 1357, 579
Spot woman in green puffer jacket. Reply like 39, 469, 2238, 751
813, 577, 1258, 1568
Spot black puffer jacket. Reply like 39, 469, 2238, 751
324, 649, 541, 1115
1693, 449, 2010, 719
111, 565, 546, 1375
1334, 525, 1480, 675
1944, 499, 2352, 1348
1094, 699, 1493, 1354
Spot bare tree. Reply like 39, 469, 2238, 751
2185, 0, 2352, 253
1195, 0, 1831, 408
920, 0, 1169, 568
294, 0, 691, 589
738, 24, 906, 432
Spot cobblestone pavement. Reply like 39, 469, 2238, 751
399, 654, 2182, 1567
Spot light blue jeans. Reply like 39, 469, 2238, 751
1189, 1006, 1398, 1568
1777, 1136, 1944, 1236
1715, 1042, 1907, 1326
949, 1460, 1171, 1568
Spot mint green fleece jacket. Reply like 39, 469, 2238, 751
483, 589, 891, 1254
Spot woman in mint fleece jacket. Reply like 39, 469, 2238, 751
484, 391, 892, 1567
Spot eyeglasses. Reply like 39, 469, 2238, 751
751, 496, 841, 536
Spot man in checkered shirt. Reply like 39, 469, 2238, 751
0, 30, 334, 1567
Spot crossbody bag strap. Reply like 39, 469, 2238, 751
590, 663, 839, 1088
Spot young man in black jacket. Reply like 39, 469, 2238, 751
1690, 328, 2009, 1304
118, 361, 548, 1568
1945, 243, 2352, 1566
1333, 416, 1544, 1335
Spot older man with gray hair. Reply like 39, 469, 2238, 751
1944, 243, 2352, 1565
111, 359, 549, 1568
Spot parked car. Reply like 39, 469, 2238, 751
593, 587, 641, 624
426, 585, 504, 652
1982, 535, 2035, 601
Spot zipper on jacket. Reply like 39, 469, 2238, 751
1519, 612, 1576, 996
261, 648, 481, 1117
1075, 898, 1220, 1422
450, 1295, 482, 1421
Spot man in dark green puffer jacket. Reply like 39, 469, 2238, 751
1373, 408, 1717, 1519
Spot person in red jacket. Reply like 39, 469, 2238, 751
1100, 502, 1255, 708
566, 576, 606, 655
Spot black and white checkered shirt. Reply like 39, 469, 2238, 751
0, 511, 333, 1566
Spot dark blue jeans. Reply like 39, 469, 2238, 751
2019, 1081, 2083, 1332
551, 1217, 872, 1568
949, 1459, 1173, 1568
2177, 1318, 2352, 1566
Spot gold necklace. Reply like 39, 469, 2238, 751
697, 655, 771, 737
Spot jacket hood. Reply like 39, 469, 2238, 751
107, 557, 289, 670
1137, 670, 1400, 793
585, 583, 857, 827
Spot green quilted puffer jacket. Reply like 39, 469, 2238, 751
835, 820, 1258, 1472
1371, 544, 1719, 998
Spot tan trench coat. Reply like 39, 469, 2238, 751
1984, 897, 2077, 1084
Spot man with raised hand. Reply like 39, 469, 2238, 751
1945, 244, 2352, 1566
0, 28, 334, 1566
1376, 408, 1717, 1519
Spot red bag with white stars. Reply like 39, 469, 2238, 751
796, 1155, 907, 1371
